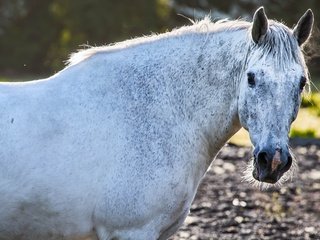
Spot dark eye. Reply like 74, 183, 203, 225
299, 76, 307, 91
247, 72, 255, 87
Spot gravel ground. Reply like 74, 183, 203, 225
170, 143, 320, 240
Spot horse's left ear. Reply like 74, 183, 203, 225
293, 9, 314, 46
252, 7, 268, 44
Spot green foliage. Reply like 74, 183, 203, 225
0, 0, 59, 74
290, 128, 316, 138
0, 0, 173, 74
0, 0, 319, 77
301, 93, 320, 116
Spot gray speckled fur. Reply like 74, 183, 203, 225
0, 8, 313, 240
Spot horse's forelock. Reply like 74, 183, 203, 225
252, 21, 308, 72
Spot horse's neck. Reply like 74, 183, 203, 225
167, 30, 247, 160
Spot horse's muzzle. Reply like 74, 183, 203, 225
253, 148, 292, 184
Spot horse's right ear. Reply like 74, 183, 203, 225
251, 7, 268, 44
293, 9, 314, 46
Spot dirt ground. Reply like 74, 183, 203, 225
170, 142, 320, 240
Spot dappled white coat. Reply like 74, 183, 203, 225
0, 11, 311, 239
0, 20, 244, 240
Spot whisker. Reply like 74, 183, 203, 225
309, 79, 320, 93
242, 147, 298, 190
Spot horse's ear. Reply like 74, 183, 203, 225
293, 9, 314, 46
251, 7, 268, 44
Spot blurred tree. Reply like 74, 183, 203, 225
0, 0, 173, 74
0, 0, 60, 74
0, 0, 318, 77
47, 0, 172, 71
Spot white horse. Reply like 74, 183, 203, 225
0, 7, 313, 240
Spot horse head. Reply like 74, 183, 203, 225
238, 7, 313, 184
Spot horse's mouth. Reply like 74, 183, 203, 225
252, 170, 278, 184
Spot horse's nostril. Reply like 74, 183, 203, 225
282, 155, 293, 173
254, 149, 293, 183
257, 152, 268, 170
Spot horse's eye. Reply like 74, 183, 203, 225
247, 72, 255, 87
300, 76, 307, 91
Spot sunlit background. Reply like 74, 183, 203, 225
0, 2, 319, 239
0, 0, 319, 141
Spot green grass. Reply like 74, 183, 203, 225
302, 92, 320, 107
290, 128, 316, 138
302, 93, 320, 119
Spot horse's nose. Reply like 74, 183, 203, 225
254, 148, 292, 184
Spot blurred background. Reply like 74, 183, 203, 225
0, 0, 319, 140
0, 2, 319, 239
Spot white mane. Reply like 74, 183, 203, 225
67, 18, 250, 66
